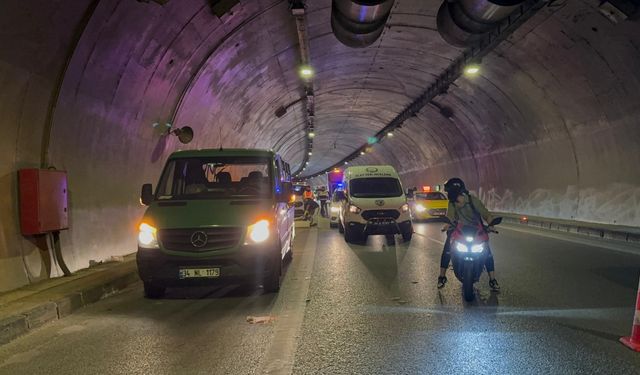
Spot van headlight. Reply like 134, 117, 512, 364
138, 223, 159, 249
401, 204, 409, 212
414, 204, 426, 213
349, 205, 362, 214
245, 219, 270, 244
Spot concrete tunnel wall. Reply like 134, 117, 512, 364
0, 0, 639, 291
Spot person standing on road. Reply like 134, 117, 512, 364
317, 187, 329, 217
437, 177, 500, 291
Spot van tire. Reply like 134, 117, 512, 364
344, 224, 360, 243
386, 234, 395, 245
402, 230, 413, 242
143, 282, 165, 299
263, 255, 282, 293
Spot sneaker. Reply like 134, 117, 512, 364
437, 276, 447, 289
489, 278, 500, 291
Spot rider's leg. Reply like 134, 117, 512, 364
439, 231, 452, 277
485, 245, 495, 278
485, 245, 500, 290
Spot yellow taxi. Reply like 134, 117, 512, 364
411, 189, 448, 221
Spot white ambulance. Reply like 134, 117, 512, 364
338, 165, 413, 244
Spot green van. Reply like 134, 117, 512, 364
136, 149, 294, 298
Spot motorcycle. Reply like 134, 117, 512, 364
441, 216, 502, 302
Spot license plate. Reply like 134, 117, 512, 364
178, 268, 220, 279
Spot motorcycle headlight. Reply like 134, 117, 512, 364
471, 244, 484, 253
414, 204, 426, 213
455, 242, 469, 252
331, 206, 340, 213
349, 205, 362, 214
138, 222, 159, 249
401, 203, 410, 212
465, 236, 474, 242
245, 219, 270, 244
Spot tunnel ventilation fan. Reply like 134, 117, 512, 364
436, 0, 525, 47
331, 0, 396, 48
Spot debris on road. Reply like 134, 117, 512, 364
246, 316, 276, 324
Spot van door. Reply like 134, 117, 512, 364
274, 157, 293, 258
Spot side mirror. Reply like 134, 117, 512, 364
141, 184, 153, 205
489, 217, 502, 226
278, 182, 292, 203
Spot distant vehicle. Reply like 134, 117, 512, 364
326, 168, 345, 196
136, 149, 294, 298
329, 190, 345, 228
292, 183, 309, 219
412, 190, 448, 221
338, 165, 412, 244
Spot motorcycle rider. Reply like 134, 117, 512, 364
437, 178, 500, 291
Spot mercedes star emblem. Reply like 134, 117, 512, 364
190, 231, 208, 248
375, 200, 385, 206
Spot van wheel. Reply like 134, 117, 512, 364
344, 224, 360, 243
284, 232, 294, 262
385, 234, 395, 245
143, 282, 165, 299
402, 230, 413, 242
338, 219, 345, 234
263, 255, 282, 293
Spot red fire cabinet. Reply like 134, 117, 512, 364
18, 169, 69, 235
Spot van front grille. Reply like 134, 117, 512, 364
362, 210, 400, 221
158, 227, 242, 252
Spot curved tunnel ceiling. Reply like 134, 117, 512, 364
48, 0, 640, 217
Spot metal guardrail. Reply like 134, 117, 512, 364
495, 212, 640, 244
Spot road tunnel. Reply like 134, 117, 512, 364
1, 0, 640, 372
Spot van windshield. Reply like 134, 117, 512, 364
155, 156, 272, 200
350, 178, 402, 198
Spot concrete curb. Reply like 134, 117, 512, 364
0, 260, 139, 346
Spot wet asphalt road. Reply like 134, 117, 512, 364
1, 220, 640, 374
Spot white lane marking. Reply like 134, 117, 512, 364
259, 228, 318, 375
412, 231, 445, 245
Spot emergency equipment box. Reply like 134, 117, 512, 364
18, 169, 69, 235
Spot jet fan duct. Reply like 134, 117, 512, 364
331, 0, 396, 48
437, 0, 525, 47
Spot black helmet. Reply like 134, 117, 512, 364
444, 177, 467, 202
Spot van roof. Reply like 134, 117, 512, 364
168, 148, 276, 159
345, 165, 399, 178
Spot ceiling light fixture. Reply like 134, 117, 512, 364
299, 65, 314, 79
464, 64, 480, 76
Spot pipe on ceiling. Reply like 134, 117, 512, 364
331, 0, 396, 48
437, 0, 525, 47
